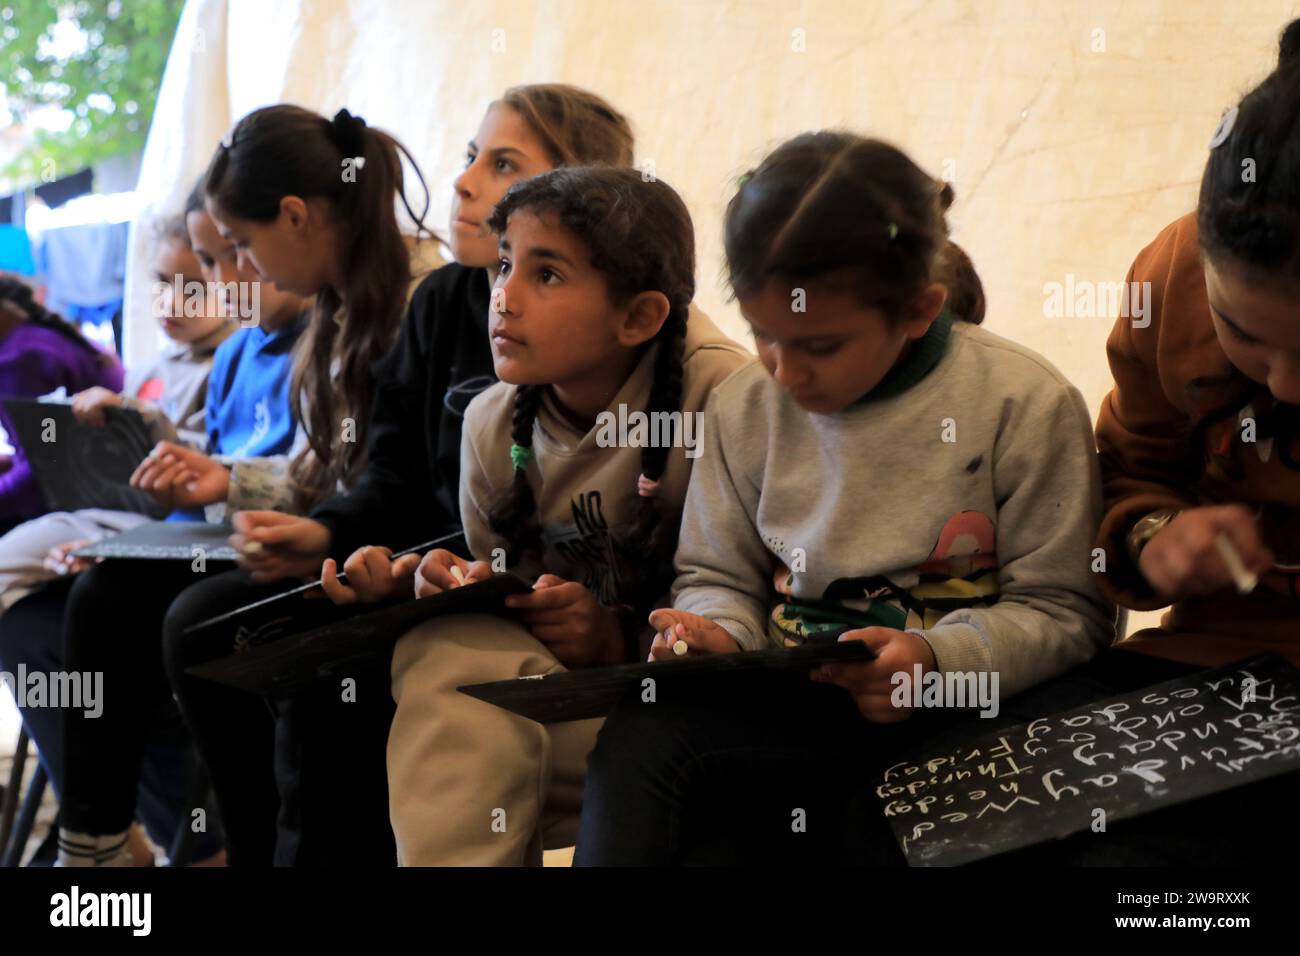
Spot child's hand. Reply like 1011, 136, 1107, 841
413, 548, 493, 597
811, 627, 936, 723
135, 441, 230, 508
504, 575, 624, 668
319, 545, 422, 605
129, 442, 194, 509
71, 386, 123, 426
42, 538, 100, 576
1138, 504, 1273, 600
646, 608, 740, 660
229, 511, 332, 582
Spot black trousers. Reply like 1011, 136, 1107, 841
0, 576, 224, 861
162, 568, 398, 867
60, 558, 397, 866
574, 649, 1299, 866
60, 559, 228, 845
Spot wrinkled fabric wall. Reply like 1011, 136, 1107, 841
132, 0, 1293, 421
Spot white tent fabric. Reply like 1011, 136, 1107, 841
128, 0, 1293, 423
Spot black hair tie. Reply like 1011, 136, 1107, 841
329, 108, 368, 158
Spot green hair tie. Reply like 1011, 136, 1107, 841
510, 443, 535, 471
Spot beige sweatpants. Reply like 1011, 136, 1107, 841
387, 612, 604, 866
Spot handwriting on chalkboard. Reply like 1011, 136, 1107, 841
876, 655, 1300, 866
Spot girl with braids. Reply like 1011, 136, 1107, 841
573, 131, 1113, 865
151, 85, 640, 867
228, 83, 638, 577
320, 166, 747, 866
0, 275, 123, 532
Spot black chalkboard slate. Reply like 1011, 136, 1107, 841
877, 655, 1300, 866
72, 520, 239, 561
459, 640, 876, 723
3, 399, 169, 518
187, 573, 534, 696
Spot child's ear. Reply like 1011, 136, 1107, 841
617, 291, 671, 347
902, 282, 948, 340
278, 195, 310, 231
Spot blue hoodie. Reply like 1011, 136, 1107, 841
164, 318, 304, 523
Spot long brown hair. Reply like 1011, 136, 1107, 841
497, 84, 634, 167
203, 105, 433, 507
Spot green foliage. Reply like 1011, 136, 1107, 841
1, 1, 184, 186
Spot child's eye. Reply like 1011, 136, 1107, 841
539, 268, 561, 285
498, 258, 511, 275
1228, 322, 1261, 345
464, 152, 476, 169
804, 341, 842, 356
495, 158, 515, 174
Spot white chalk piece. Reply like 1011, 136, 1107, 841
242, 541, 263, 555
451, 565, 466, 585
673, 640, 689, 656
1213, 532, 1257, 595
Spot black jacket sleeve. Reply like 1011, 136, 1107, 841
310, 274, 454, 560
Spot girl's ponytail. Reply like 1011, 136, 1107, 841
204, 105, 435, 507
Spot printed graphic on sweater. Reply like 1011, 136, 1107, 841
227, 397, 271, 459
542, 489, 625, 607
770, 510, 1000, 641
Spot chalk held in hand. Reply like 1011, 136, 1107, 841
1214, 532, 1258, 595
450, 564, 466, 586
672, 639, 689, 656
242, 540, 263, 555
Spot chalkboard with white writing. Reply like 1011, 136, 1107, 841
876, 655, 1300, 866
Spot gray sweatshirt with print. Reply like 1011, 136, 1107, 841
672, 320, 1115, 698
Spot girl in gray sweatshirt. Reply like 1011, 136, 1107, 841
574, 131, 1114, 866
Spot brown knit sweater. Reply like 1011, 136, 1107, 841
1096, 212, 1300, 667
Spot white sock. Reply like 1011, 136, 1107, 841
56, 828, 132, 867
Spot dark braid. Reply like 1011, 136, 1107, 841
614, 304, 689, 610
0, 276, 110, 365
493, 383, 547, 564
484, 166, 696, 609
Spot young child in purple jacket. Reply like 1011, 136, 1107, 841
0, 275, 124, 532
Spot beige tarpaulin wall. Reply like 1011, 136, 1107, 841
127, 0, 1294, 631
130, 0, 1295, 410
